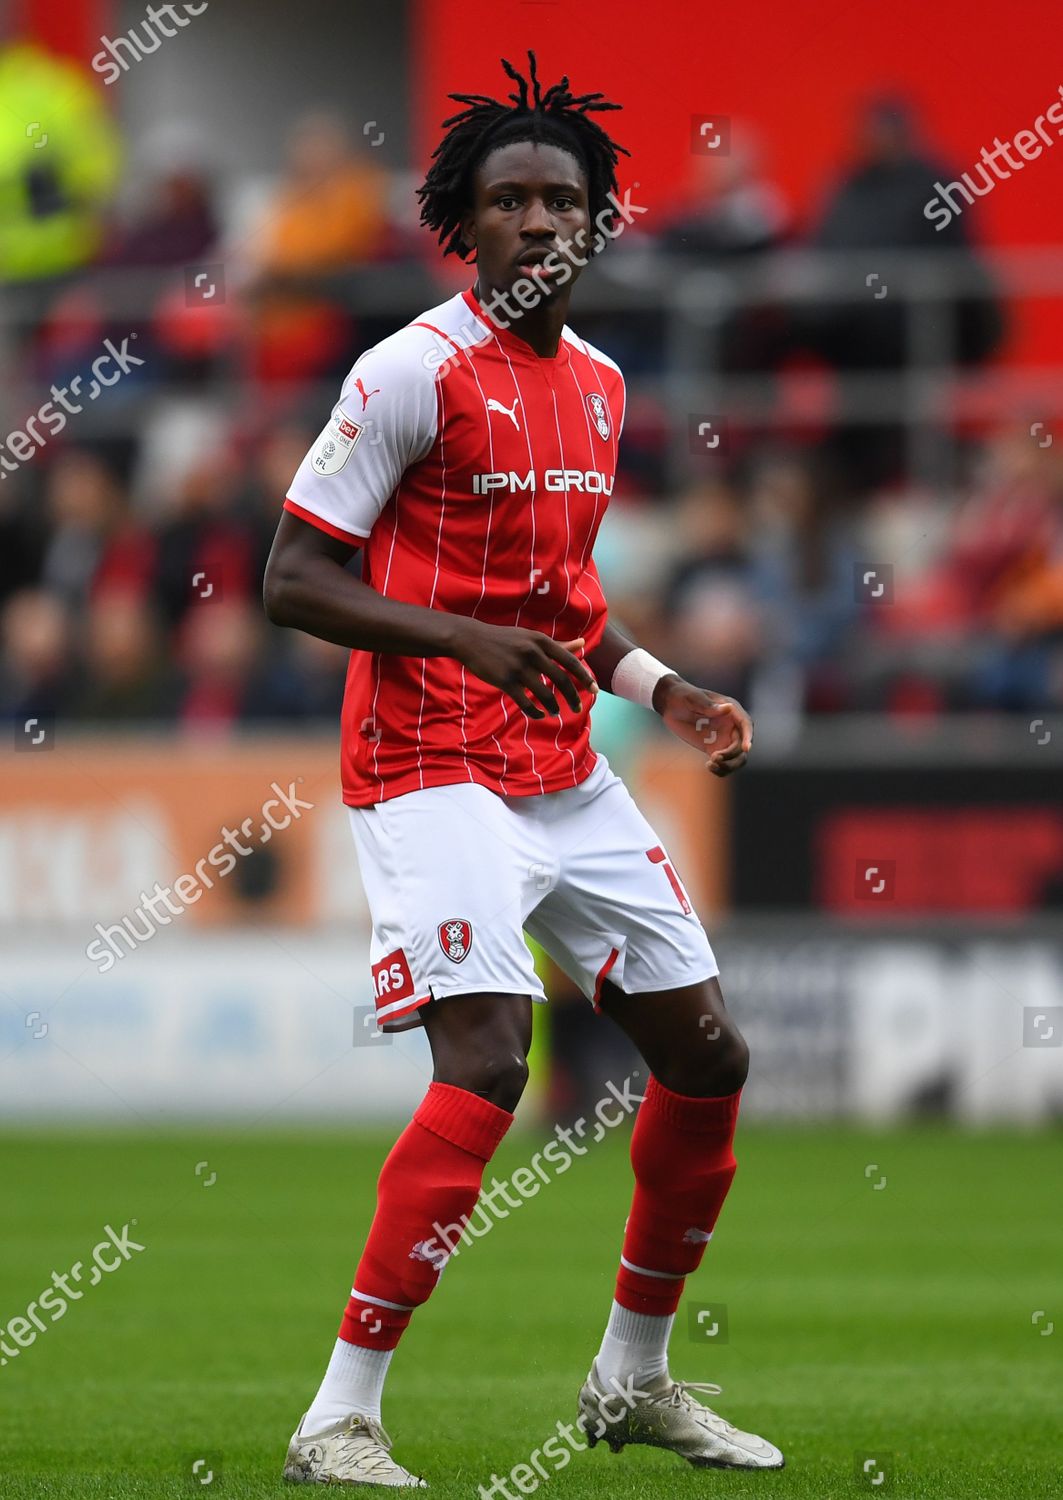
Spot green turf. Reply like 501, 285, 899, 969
0, 1123, 1059, 1497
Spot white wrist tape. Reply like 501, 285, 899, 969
610, 648, 674, 711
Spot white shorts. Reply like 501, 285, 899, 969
348, 753, 719, 1030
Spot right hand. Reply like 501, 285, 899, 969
449, 620, 598, 719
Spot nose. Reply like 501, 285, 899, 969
521, 197, 555, 238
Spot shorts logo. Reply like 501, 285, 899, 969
372, 948, 415, 1003
438, 918, 473, 963
586, 392, 610, 441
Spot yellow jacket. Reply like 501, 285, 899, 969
0, 42, 122, 281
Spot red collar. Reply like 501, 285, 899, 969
461, 285, 572, 367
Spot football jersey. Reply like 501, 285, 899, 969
285, 284, 625, 806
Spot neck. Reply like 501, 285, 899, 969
473, 277, 573, 358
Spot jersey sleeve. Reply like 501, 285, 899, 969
284, 328, 440, 545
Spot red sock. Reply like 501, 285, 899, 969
615, 1075, 741, 1316
340, 1082, 513, 1350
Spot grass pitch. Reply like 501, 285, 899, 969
0, 1123, 1059, 1498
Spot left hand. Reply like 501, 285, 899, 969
653, 676, 753, 777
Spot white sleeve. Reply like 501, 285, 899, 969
285, 326, 439, 543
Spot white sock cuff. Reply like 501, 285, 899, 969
331, 1338, 393, 1378
604, 1299, 675, 1347
303, 1338, 395, 1431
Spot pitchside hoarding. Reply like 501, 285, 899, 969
1, 730, 1059, 1120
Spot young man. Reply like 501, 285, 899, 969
265, 52, 783, 1487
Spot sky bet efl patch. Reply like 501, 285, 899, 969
311, 405, 364, 476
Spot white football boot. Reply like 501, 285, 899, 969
283, 1411, 427, 1487
577, 1360, 784, 1470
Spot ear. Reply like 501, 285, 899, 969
459, 215, 478, 262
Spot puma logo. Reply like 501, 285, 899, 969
486, 396, 520, 431
354, 377, 381, 410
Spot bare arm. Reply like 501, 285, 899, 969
586, 621, 680, 713
586, 618, 753, 777
262, 510, 598, 720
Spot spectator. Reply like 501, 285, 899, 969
243, 112, 391, 382
281, 632, 351, 720
960, 424, 1063, 708
854, 424, 1063, 711
796, 97, 1005, 490
808, 96, 1003, 363
656, 125, 790, 376
175, 597, 332, 728
885, 424, 1062, 640
105, 166, 217, 270
41, 450, 154, 614
659, 481, 765, 703
660, 124, 789, 261
747, 455, 860, 713
230, 421, 319, 584
985, 557, 1063, 709
0, 588, 76, 724
67, 591, 173, 722
0, 489, 44, 611
102, 128, 228, 382
0, 38, 121, 284
151, 451, 256, 631
253, 112, 390, 275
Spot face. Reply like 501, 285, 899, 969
461, 140, 592, 298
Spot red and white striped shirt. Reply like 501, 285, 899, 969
285, 284, 625, 806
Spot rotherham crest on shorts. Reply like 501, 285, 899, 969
438, 918, 473, 962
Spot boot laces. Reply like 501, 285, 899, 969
334, 1415, 405, 1476
666, 1379, 740, 1434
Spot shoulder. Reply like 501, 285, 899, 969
342, 321, 441, 393
342, 292, 490, 393
561, 326, 625, 434
561, 326, 625, 386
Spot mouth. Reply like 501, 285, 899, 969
516, 249, 557, 270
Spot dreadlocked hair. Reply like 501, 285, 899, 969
417, 50, 629, 260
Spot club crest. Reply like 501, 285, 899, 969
438, 918, 473, 963
586, 392, 610, 441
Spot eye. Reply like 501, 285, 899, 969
553, 197, 576, 210
496, 195, 520, 209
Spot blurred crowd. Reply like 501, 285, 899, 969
600, 429, 1063, 729
3, 38, 1062, 734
